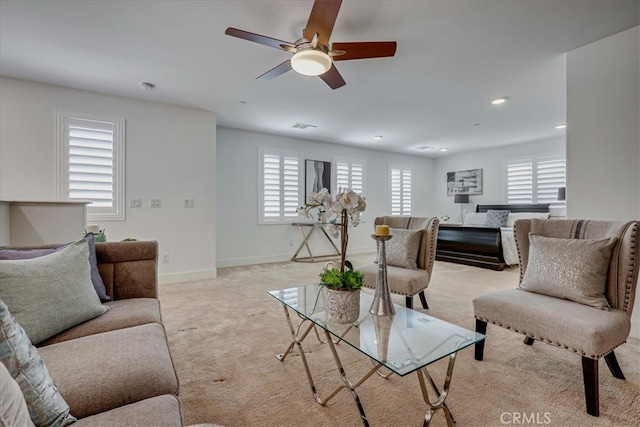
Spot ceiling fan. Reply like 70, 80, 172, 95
224, 0, 397, 89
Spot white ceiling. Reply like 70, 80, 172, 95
1, 1, 638, 157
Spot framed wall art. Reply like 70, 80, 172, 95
305, 159, 332, 200
447, 168, 483, 195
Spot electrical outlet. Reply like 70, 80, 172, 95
184, 198, 194, 208
130, 198, 142, 208
161, 254, 170, 263
150, 198, 161, 208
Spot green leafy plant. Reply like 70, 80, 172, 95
319, 267, 363, 291
121, 238, 138, 242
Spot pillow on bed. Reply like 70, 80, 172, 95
484, 210, 510, 227
507, 212, 550, 227
463, 213, 487, 225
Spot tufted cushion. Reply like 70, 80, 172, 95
0, 300, 76, 427
386, 229, 422, 269
0, 240, 108, 345
519, 234, 616, 309
484, 210, 510, 227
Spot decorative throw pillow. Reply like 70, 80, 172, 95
484, 210, 510, 227
0, 234, 111, 303
0, 239, 108, 345
386, 228, 422, 269
519, 234, 616, 309
0, 362, 35, 427
463, 212, 487, 225
0, 300, 76, 427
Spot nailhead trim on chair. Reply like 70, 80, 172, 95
474, 315, 628, 359
622, 222, 638, 313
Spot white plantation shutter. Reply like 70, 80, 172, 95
507, 160, 533, 204
507, 156, 566, 206
67, 119, 114, 207
260, 149, 301, 223
57, 114, 125, 220
536, 156, 566, 207
390, 166, 412, 216
334, 158, 364, 194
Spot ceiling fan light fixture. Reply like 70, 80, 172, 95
291, 49, 332, 76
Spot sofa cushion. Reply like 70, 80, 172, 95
484, 209, 510, 227
0, 240, 108, 345
0, 234, 111, 303
0, 360, 35, 427
38, 298, 162, 346
386, 228, 422, 269
519, 234, 616, 309
38, 323, 179, 419
73, 395, 182, 427
473, 289, 630, 358
0, 300, 76, 427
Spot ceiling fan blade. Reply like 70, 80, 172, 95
257, 60, 292, 80
225, 27, 295, 51
303, 0, 342, 46
331, 41, 397, 61
319, 64, 346, 90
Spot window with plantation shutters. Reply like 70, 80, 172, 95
334, 158, 364, 194
259, 149, 302, 224
507, 160, 533, 204
389, 166, 412, 216
506, 156, 566, 207
56, 113, 125, 220
536, 156, 566, 208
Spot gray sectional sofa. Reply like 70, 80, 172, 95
1, 240, 183, 426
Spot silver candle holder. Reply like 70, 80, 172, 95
369, 234, 396, 316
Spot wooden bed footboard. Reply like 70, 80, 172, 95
435, 203, 549, 271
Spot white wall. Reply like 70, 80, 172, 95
0, 77, 217, 283
216, 127, 436, 267
566, 26, 640, 339
433, 137, 565, 221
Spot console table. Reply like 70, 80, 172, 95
290, 222, 341, 262
268, 285, 485, 426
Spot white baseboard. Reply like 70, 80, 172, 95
216, 246, 373, 269
159, 268, 217, 285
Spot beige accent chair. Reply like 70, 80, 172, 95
473, 219, 639, 417
358, 216, 439, 309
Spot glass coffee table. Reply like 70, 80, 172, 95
268, 285, 485, 427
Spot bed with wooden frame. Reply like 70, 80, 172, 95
435, 203, 550, 271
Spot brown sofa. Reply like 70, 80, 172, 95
34, 241, 183, 426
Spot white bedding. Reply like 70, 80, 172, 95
500, 227, 519, 266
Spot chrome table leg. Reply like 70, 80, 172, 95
417, 353, 457, 427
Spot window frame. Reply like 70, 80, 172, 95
332, 156, 365, 195
55, 111, 126, 221
257, 147, 303, 225
505, 154, 566, 209
389, 164, 413, 216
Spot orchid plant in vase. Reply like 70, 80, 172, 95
298, 187, 366, 290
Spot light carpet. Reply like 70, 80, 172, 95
159, 256, 640, 427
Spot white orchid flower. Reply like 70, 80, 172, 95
326, 223, 339, 238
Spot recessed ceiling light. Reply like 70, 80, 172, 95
373, 135, 383, 141
491, 97, 508, 105
417, 146, 434, 151
440, 148, 449, 152
554, 124, 567, 130
139, 82, 155, 91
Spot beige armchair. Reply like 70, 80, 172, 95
473, 219, 639, 417
358, 216, 439, 309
